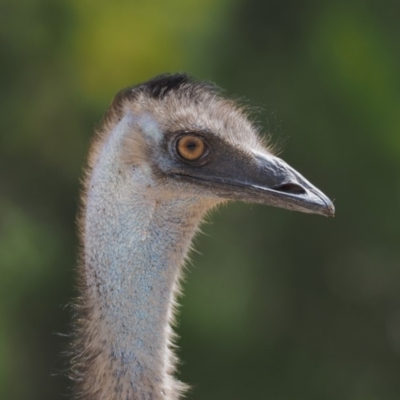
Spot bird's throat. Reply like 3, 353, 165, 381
74, 119, 210, 400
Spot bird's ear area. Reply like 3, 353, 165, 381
120, 113, 162, 166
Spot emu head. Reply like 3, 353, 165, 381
91, 73, 334, 217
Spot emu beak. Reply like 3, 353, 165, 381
175, 148, 334, 217
240, 152, 335, 217
197, 150, 335, 217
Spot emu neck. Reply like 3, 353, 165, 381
79, 118, 210, 400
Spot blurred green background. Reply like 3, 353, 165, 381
1, 0, 400, 399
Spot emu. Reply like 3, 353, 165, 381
72, 73, 334, 400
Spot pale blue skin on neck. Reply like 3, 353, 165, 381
84, 113, 214, 398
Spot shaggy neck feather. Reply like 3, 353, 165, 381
78, 116, 210, 400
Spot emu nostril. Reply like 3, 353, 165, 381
274, 182, 306, 195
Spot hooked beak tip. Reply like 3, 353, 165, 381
317, 199, 335, 217
309, 187, 335, 217
271, 178, 335, 217
324, 199, 335, 217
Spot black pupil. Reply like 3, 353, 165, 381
186, 141, 197, 151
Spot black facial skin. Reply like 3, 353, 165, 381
153, 130, 334, 217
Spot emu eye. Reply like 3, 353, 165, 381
176, 135, 206, 161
